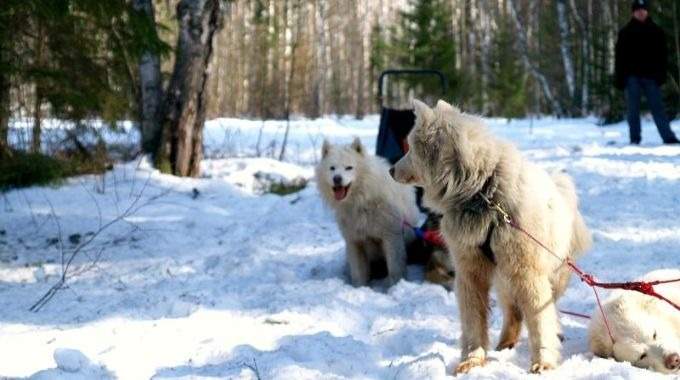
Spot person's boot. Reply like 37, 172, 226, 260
663, 137, 680, 145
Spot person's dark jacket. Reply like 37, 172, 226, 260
614, 17, 667, 90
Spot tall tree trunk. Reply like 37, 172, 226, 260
32, 87, 43, 153
0, 15, 11, 158
354, 0, 365, 119
278, 0, 301, 161
312, 0, 327, 118
569, 0, 589, 114
32, 22, 45, 153
603, 0, 617, 116
508, 0, 563, 115
673, 0, 680, 113
0, 45, 9, 157
156, 0, 227, 177
479, 0, 492, 115
556, 0, 575, 106
133, 0, 164, 154
0, 72, 8, 157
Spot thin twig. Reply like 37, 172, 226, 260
30, 174, 164, 312
20, 191, 39, 229
43, 197, 66, 274
242, 358, 262, 380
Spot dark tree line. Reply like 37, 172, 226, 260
214, 0, 679, 120
2, 0, 680, 179
1, 0, 231, 177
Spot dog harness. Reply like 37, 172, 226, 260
461, 172, 499, 264
479, 223, 496, 264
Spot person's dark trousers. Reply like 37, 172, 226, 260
625, 76, 678, 144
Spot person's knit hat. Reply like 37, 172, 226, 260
631, 0, 649, 11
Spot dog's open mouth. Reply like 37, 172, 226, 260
332, 184, 350, 201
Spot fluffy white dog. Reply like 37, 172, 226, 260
589, 269, 680, 374
392, 99, 592, 373
316, 138, 419, 286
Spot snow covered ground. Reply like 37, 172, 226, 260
1, 114, 679, 379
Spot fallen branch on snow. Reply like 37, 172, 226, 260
29, 175, 168, 312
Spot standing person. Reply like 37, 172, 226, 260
615, 0, 679, 145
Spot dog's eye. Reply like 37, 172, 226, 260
345, 166, 353, 170
653, 331, 657, 340
639, 353, 647, 361
330, 166, 335, 171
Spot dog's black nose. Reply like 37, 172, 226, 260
333, 175, 342, 186
666, 353, 680, 370
389, 167, 395, 178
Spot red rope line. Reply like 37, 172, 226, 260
405, 204, 680, 345
504, 216, 680, 344
506, 219, 616, 343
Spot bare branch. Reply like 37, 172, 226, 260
42, 196, 66, 274
242, 358, 262, 380
30, 174, 166, 312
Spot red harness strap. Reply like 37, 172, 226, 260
422, 229, 446, 247
403, 220, 447, 247
405, 198, 680, 345
504, 213, 680, 344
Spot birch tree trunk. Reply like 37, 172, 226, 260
156, 0, 228, 177
478, 0, 492, 115
556, 0, 575, 103
312, 0, 327, 118
354, 0, 365, 119
569, 0, 588, 114
603, 0, 617, 114
508, 0, 563, 115
133, 0, 164, 154
279, 0, 304, 161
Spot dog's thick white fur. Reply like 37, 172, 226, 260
589, 269, 680, 374
392, 99, 592, 373
316, 137, 419, 287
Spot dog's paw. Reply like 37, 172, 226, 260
495, 340, 517, 351
529, 362, 555, 374
454, 357, 485, 374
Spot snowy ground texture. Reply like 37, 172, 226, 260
1, 114, 680, 379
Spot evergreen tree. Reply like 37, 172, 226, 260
369, 21, 388, 80
652, 0, 680, 118
0, 0, 167, 155
394, 0, 457, 102
489, 17, 528, 118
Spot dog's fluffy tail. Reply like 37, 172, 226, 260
553, 172, 592, 259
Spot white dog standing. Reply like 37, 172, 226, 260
392, 99, 592, 373
316, 138, 419, 287
589, 269, 680, 374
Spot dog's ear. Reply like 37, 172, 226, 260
350, 137, 364, 155
435, 99, 460, 114
412, 98, 435, 123
321, 139, 331, 158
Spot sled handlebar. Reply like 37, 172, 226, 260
377, 69, 448, 105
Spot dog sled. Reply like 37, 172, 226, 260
375, 69, 447, 165
374, 69, 448, 253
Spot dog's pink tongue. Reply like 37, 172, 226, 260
333, 186, 347, 200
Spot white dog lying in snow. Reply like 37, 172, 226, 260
589, 269, 680, 374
